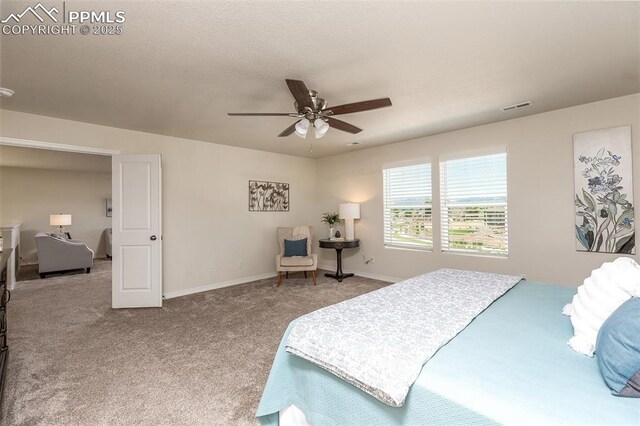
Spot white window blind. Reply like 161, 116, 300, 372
440, 152, 508, 256
383, 163, 432, 250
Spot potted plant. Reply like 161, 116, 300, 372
321, 212, 340, 239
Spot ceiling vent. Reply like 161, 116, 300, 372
501, 101, 532, 112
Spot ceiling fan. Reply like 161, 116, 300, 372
228, 79, 392, 139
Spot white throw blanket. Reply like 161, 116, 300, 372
563, 257, 640, 356
292, 226, 310, 240
292, 226, 311, 255
286, 269, 523, 407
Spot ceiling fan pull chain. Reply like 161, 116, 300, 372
310, 139, 313, 153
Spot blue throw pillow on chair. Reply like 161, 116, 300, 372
596, 297, 640, 397
284, 238, 307, 257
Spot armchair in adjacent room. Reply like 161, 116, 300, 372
276, 226, 317, 287
34, 233, 94, 278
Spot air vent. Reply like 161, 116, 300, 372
501, 101, 532, 112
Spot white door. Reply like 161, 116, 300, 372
112, 154, 162, 308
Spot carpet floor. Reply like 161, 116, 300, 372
16, 258, 111, 282
1, 263, 389, 425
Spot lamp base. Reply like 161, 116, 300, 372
344, 219, 355, 240
54, 226, 67, 238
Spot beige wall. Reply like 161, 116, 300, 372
0, 109, 317, 296
1, 93, 638, 293
0, 166, 112, 261
316, 94, 640, 287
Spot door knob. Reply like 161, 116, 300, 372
150, 235, 157, 241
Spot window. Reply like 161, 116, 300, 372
383, 162, 432, 250
440, 151, 508, 256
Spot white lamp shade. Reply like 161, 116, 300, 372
339, 203, 361, 219
295, 118, 310, 132
50, 214, 72, 226
295, 118, 310, 138
314, 119, 329, 138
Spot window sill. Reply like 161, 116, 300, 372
384, 245, 433, 253
442, 250, 508, 259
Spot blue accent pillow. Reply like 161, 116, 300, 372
284, 238, 307, 257
596, 297, 640, 397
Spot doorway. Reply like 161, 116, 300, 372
0, 143, 115, 298
0, 138, 163, 308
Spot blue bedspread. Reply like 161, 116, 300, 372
256, 281, 640, 425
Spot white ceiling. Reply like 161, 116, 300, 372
0, 1, 638, 158
0, 145, 111, 173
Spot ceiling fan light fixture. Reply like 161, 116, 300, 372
314, 118, 329, 138
294, 118, 309, 138
295, 118, 310, 131
314, 127, 327, 139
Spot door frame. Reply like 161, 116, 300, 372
0, 137, 120, 156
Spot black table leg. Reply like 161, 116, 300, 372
324, 247, 354, 282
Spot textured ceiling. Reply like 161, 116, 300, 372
0, 1, 638, 158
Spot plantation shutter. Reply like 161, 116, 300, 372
383, 163, 432, 250
440, 152, 508, 256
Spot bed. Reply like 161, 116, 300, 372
256, 279, 640, 425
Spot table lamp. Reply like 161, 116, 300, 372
339, 203, 360, 241
50, 214, 72, 236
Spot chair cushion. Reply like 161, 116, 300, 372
280, 256, 314, 267
284, 238, 308, 257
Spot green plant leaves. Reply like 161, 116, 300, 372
582, 189, 596, 212
616, 210, 634, 227
616, 233, 636, 254
321, 212, 340, 225
575, 225, 590, 250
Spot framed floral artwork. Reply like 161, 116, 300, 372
574, 126, 634, 254
249, 180, 289, 212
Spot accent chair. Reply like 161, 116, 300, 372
276, 226, 317, 286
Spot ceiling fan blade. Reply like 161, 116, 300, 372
285, 79, 314, 110
324, 98, 392, 115
228, 113, 298, 116
278, 120, 301, 137
327, 117, 362, 134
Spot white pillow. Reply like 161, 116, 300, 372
563, 257, 640, 356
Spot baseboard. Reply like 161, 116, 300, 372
163, 272, 277, 299
351, 270, 401, 283
163, 266, 399, 299
317, 262, 400, 283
